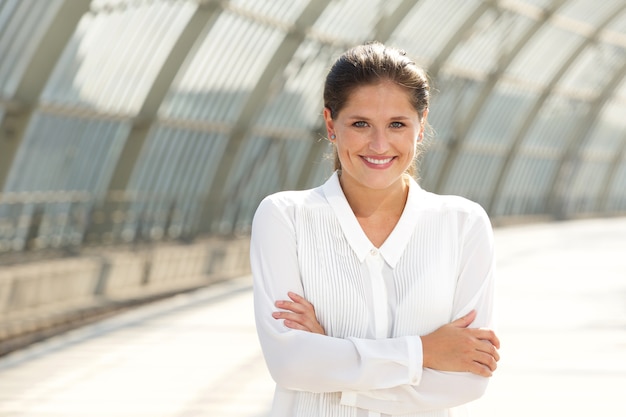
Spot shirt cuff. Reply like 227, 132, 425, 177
407, 335, 423, 385
341, 391, 357, 407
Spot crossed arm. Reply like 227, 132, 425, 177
273, 292, 500, 377
251, 197, 500, 413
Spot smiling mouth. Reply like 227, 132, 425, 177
362, 156, 394, 165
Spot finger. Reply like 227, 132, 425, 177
470, 360, 494, 377
473, 328, 500, 349
451, 310, 476, 328
475, 351, 498, 373
275, 300, 309, 314
490, 332, 501, 349
287, 292, 313, 307
482, 341, 500, 362
272, 311, 315, 331
476, 340, 500, 362
283, 319, 309, 331
288, 293, 318, 315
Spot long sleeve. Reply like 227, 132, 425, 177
251, 195, 423, 393
340, 204, 497, 414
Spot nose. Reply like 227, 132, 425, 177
369, 128, 390, 154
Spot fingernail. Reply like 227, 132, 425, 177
272, 312, 280, 318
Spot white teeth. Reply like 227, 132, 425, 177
364, 156, 393, 165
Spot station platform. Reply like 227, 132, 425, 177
0, 217, 625, 417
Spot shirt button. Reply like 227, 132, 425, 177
370, 248, 378, 256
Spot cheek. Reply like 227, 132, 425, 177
335, 135, 360, 156
404, 136, 418, 156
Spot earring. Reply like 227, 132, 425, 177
330, 134, 336, 140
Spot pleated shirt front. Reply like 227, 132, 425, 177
251, 172, 496, 417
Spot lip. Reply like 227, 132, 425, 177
361, 155, 396, 169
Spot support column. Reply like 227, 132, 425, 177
106, 1, 224, 192
0, 0, 90, 190
487, 5, 626, 214
199, 0, 331, 234
547, 60, 626, 219
433, 1, 566, 194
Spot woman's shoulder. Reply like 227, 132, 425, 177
260, 185, 325, 208
254, 185, 326, 221
417, 187, 489, 220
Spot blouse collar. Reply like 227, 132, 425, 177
322, 171, 423, 267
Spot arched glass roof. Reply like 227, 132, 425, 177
0, 0, 624, 252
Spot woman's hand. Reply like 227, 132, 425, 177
272, 292, 326, 335
420, 310, 500, 377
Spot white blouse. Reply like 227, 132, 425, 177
251, 172, 496, 417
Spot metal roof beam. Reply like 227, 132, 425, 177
373, 0, 425, 42
0, 0, 90, 190
200, 0, 331, 234
548, 58, 626, 218
488, 4, 626, 214
433, 0, 567, 194
428, 1, 495, 80
106, 1, 224, 193
598, 129, 626, 212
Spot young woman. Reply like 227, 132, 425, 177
251, 42, 500, 417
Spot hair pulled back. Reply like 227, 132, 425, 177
323, 42, 430, 174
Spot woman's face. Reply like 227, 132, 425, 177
324, 80, 426, 193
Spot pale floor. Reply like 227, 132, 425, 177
1, 217, 625, 417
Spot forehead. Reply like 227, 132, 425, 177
342, 81, 417, 115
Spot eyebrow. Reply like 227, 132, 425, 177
346, 115, 412, 120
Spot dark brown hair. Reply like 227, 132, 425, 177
324, 42, 430, 175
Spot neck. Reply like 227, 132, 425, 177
339, 173, 410, 219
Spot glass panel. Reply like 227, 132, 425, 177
563, 159, 609, 214
419, 145, 449, 192
617, 73, 626, 99
230, 0, 309, 22
520, 95, 588, 153
311, 0, 396, 43
219, 135, 312, 234
428, 75, 484, 147
162, 10, 285, 123
447, 10, 534, 75
256, 39, 332, 130
557, 44, 624, 96
442, 151, 503, 206
4, 112, 130, 195
305, 142, 335, 189
124, 126, 229, 241
391, 0, 481, 64
0, 0, 62, 97
1, 111, 130, 248
508, 25, 584, 87
493, 153, 560, 216
559, 0, 624, 26
606, 159, 626, 211
520, 0, 554, 9
581, 98, 626, 156
603, 6, 626, 35
42, 1, 195, 114
465, 83, 538, 147
423, 74, 484, 183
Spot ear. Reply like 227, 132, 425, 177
323, 107, 334, 137
417, 108, 429, 142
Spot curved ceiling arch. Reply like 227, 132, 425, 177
487, 2, 626, 213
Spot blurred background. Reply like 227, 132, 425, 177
0, 0, 624, 416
